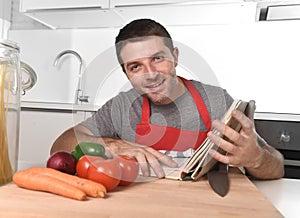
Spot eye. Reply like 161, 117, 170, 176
153, 55, 164, 62
129, 64, 140, 72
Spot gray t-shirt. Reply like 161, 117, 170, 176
81, 80, 234, 143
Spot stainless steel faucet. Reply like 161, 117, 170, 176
53, 50, 89, 104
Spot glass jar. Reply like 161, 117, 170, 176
0, 40, 21, 185
0, 40, 36, 185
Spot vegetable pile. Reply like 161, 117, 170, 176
13, 142, 139, 201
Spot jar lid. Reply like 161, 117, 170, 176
0, 39, 20, 52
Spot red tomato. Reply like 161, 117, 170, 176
117, 155, 139, 186
76, 155, 102, 178
87, 158, 121, 192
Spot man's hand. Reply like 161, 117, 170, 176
207, 109, 284, 180
207, 109, 263, 168
51, 125, 178, 178
102, 138, 179, 178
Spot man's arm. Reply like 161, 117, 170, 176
50, 126, 80, 155
50, 124, 110, 155
245, 143, 284, 179
50, 124, 178, 178
207, 110, 284, 180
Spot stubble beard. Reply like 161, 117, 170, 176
145, 75, 178, 105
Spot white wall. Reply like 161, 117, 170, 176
8, 20, 300, 114
167, 21, 300, 114
9, 30, 79, 103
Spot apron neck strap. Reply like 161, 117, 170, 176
180, 77, 211, 131
141, 97, 150, 123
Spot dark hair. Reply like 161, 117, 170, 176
115, 19, 174, 67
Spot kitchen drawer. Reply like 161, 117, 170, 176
255, 119, 300, 151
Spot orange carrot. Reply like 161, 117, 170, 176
13, 170, 86, 201
28, 166, 106, 198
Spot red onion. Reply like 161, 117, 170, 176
46, 151, 76, 175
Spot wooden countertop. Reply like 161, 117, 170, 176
0, 171, 282, 218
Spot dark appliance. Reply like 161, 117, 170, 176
255, 118, 300, 179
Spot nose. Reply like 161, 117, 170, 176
144, 63, 158, 80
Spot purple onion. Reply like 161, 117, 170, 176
46, 151, 76, 175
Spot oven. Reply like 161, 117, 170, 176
255, 117, 300, 179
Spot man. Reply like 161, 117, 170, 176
51, 19, 284, 180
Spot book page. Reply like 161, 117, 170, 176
137, 157, 189, 181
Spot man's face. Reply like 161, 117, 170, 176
120, 36, 179, 105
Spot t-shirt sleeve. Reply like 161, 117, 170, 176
80, 98, 120, 138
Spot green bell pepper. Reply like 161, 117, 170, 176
71, 142, 107, 161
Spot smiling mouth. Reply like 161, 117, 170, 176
145, 79, 165, 89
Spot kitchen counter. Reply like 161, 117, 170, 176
21, 101, 100, 112
253, 178, 300, 218
21, 101, 300, 121
0, 171, 282, 218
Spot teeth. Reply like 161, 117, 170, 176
148, 80, 163, 88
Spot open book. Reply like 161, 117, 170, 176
162, 99, 251, 181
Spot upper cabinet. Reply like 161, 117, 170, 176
19, 0, 117, 29
109, 0, 198, 7
20, 0, 110, 10
19, 0, 258, 29
20, 0, 203, 10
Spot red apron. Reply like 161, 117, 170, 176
135, 77, 211, 152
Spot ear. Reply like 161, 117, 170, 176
172, 47, 179, 67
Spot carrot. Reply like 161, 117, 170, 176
13, 170, 86, 201
28, 166, 106, 198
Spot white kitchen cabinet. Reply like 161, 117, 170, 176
20, 0, 195, 11
18, 109, 88, 170
20, 0, 110, 11
0, 0, 12, 38
19, 0, 257, 29
110, 0, 198, 7
19, 0, 118, 29
112, 2, 256, 27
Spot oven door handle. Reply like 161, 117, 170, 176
284, 159, 300, 167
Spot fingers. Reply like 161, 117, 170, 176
146, 147, 179, 168
208, 110, 258, 167
207, 131, 237, 165
208, 149, 230, 165
139, 148, 179, 178
211, 109, 255, 146
244, 100, 256, 120
135, 152, 151, 177
210, 119, 242, 145
121, 146, 177, 178
207, 119, 242, 165
109, 139, 179, 178
207, 131, 236, 154
135, 151, 165, 178
231, 110, 254, 135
